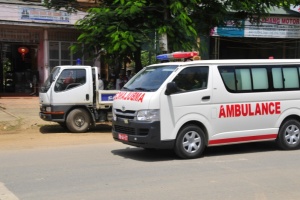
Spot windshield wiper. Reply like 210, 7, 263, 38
134, 87, 152, 91
121, 87, 132, 91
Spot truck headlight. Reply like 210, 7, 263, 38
46, 107, 52, 112
136, 109, 160, 121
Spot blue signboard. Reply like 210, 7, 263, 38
20, 7, 70, 23
101, 94, 116, 101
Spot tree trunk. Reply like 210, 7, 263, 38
133, 48, 142, 73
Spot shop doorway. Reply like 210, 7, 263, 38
1, 43, 38, 95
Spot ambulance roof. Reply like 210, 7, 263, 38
150, 59, 300, 67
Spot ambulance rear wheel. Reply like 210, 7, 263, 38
175, 125, 206, 159
277, 119, 300, 150
66, 108, 91, 133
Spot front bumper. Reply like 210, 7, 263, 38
39, 112, 52, 121
39, 112, 64, 122
112, 118, 174, 149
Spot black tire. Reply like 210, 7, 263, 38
66, 108, 91, 133
174, 125, 206, 159
276, 119, 300, 150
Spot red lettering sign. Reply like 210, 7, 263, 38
114, 92, 146, 103
219, 102, 281, 118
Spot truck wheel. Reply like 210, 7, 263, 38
276, 119, 300, 150
174, 125, 206, 159
66, 108, 91, 133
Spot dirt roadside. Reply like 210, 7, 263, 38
0, 97, 114, 150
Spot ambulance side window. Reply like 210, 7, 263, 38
220, 66, 270, 92
172, 66, 208, 92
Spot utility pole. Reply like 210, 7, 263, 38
159, 0, 168, 53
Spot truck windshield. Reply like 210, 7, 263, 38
122, 65, 178, 91
39, 67, 61, 93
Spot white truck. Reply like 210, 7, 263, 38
39, 65, 118, 133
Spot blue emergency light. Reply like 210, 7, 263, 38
156, 54, 172, 60
76, 58, 82, 65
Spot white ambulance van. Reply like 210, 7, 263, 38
112, 57, 300, 159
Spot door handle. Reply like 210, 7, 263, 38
202, 96, 210, 100
86, 94, 89, 100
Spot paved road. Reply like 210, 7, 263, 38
1, 98, 300, 200
1, 139, 300, 200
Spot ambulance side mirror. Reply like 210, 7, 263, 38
165, 82, 178, 95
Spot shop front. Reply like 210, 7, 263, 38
210, 9, 300, 59
0, 33, 40, 95
0, 1, 87, 97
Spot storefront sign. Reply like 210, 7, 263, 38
20, 7, 70, 23
290, 5, 300, 13
211, 16, 300, 38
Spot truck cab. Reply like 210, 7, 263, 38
39, 65, 118, 133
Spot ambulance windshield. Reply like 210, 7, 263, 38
122, 65, 178, 91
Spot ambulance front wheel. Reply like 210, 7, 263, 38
174, 125, 206, 159
276, 119, 300, 150
66, 108, 91, 133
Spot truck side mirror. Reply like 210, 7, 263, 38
165, 82, 178, 95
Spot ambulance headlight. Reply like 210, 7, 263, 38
137, 109, 160, 121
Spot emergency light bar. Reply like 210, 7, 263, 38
156, 51, 199, 60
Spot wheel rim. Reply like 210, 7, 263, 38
285, 124, 300, 145
74, 115, 85, 127
182, 131, 201, 153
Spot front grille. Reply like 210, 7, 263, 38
116, 114, 135, 119
115, 109, 136, 120
139, 128, 149, 136
114, 125, 150, 136
115, 125, 135, 135
116, 109, 135, 114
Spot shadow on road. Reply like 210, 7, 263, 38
111, 141, 279, 162
39, 123, 112, 134
112, 147, 177, 162
204, 141, 278, 157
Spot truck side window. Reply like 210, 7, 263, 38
54, 69, 86, 92
172, 66, 208, 92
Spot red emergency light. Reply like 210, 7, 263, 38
172, 51, 198, 59
156, 51, 199, 60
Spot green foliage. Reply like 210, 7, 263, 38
141, 51, 158, 67
43, 0, 79, 13
44, 0, 300, 72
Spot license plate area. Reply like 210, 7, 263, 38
118, 133, 128, 141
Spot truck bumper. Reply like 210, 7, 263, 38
39, 112, 52, 121
39, 112, 64, 122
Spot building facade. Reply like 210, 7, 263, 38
210, 7, 300, 59
0, 0, 89, 96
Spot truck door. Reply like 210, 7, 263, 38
51, 68, 92, 105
